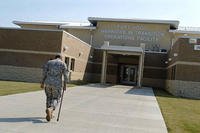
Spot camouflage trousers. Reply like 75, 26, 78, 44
45, 85, 61, 110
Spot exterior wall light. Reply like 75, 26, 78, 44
104, 41, 109, 46
168, 58, 172, 61
63, 46, 68, 52
174, 53, 178, 57
165, 61, 168, 64
79, 52, 83, 57
140, 43, 145, 50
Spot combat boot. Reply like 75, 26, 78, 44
46, 108, 53, 122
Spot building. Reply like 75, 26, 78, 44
0, 17, 200, 99
0, 28, 91, 82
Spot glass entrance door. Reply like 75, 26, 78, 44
120, 65, 137, 84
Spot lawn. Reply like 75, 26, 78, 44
153, 89, 200, 133
0, 80, 79, 96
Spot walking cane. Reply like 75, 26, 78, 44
57, 89, 65, 122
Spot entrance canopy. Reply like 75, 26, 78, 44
100, 44, 144, 55
100, 44, 144, 87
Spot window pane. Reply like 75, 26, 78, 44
70, 58, 75, 71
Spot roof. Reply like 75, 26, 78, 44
88, 17, 179, 29
178, 26, 200, 31
13, 20, 71, 26
0, 26, 63, 32
169, 30, 200, 34
60, 25, 96, 30
13, 21, 91, 27
169, 26, 200, 34
13, 20, 96, 30
13, 17, 180, 29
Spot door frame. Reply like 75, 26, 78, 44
119, 64, 138, 85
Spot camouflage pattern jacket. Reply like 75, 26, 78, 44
42, 58, 69, 89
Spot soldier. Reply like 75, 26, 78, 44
41, 55, 68, 122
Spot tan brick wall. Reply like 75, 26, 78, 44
176, 64, 200, 82
93, 21, 171, 50
178, 38, 200, 62
0, 28, 64, 83
0, 52, 55, 68
167, 39, 180, 66
62, 32, 91, 59
145, 53, 167, 67
0, 65, 42, 82
166, 80, 200, 99
20, 24, 59, 29
107, 75, 118, 84
0, 28, 62, 52
143, 78, 165, 88
167, 38, 200, 66
70, 72, 85, 81
61, 31, 91, 81
143, 52, 167, 80
143, 68, 166, 79
0, 28, 92, 83
167, 38, 200, 81
85, 73, 101, 83
64, 29, 91, 44
165, 38, 200, 99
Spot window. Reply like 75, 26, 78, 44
65, 57, 69, 66
70, 58, 75, 71
171, 65, 176, 80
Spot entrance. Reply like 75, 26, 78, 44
120, 65, 137, 85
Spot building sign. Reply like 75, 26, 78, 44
100, 24, 165, 43
189, 38, 197, 44
194, 45, 200, 50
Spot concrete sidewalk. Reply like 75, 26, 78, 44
0, 84, 167, 133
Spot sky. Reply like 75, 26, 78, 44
0, 0, 200, 27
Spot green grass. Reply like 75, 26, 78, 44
0, 81, 41, 96
0, 80, 86, 96
153, 89, 200, 133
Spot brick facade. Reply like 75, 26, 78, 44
166, 38, 200, 99
0, 28, 91, 83
1, 18, 200, 99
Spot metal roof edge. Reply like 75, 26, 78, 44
88, 17, 179, 29
13, 20, 71, 26
0, 26, 63, 32
60, 25, 96, 30
169, 29, 200, 34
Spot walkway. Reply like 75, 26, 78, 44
0, 84, 167, 133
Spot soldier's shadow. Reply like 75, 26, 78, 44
0, 117, 47, 123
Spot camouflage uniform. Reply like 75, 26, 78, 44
42, 58, 68, 110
